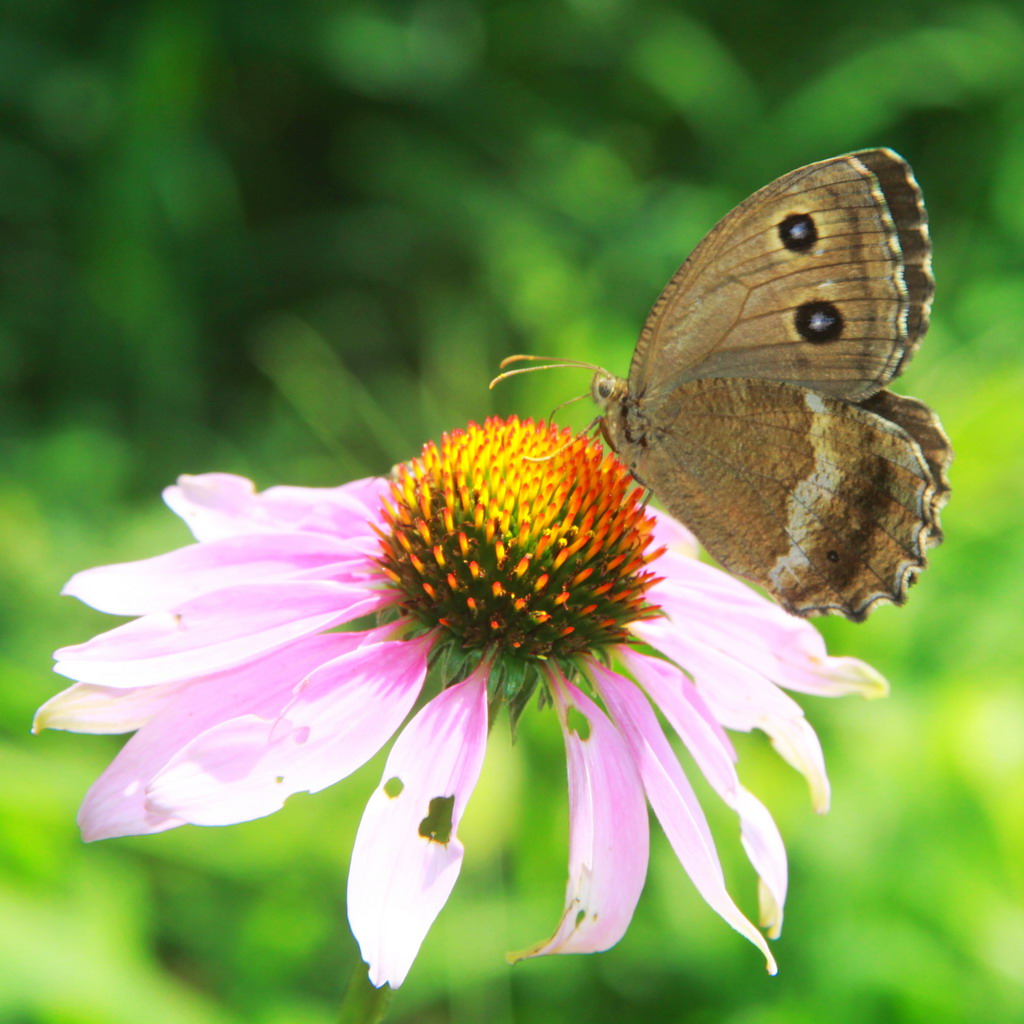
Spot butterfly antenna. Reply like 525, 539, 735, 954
489, 353, 605, 390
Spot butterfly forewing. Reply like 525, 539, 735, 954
629, 149, 932, 404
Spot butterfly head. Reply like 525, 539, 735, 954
590, 370, 628, 415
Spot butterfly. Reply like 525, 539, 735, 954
500, 149, 951, 620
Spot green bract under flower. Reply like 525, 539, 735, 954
377, 417, 664, 701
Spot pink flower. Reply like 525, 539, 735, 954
39, 417, 886, 988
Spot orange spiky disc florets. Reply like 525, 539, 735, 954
377, 416, 664, 666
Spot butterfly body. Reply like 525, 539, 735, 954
591, 149, 951, 620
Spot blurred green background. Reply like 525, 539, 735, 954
3, 0, 1023, 1021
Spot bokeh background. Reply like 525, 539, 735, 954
3, 0, 1023, 1021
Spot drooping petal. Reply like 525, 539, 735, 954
347, 663, 490, 989
633, 615, 832, 813
588, 660, 777, 972
62, 533, 372, 616
734, 787, 788, 939
511, 670, 648, 961
76, 632, 369, 840
54, 581, 390, 687
164, 473, 387, 542
33, 679, 190, 735
144, 633, 432, 826
620, 648, 788, 938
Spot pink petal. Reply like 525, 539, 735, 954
347, 663, 490, 989
589, 660, 776, 972
164, 473, 387, 542
77, 633, 367, 840
512, 670, 648, 961
633, 616, 831, 813
54, 581, 390, 687
162, 474, 258, 541
632, 614, 802, 721
33, 680, 190, 735
620, 649, 788, 939
650, 551, 888, 699
650, 554, 815, 672
62, 533, 372, 616
144, 633, 431, 826
619, 649, 738, 789
252, 479, 389, 537
648, 507, 699, 557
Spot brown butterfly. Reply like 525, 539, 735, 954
499, 149, 951, 621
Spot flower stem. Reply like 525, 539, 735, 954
338, 962, 393, 1024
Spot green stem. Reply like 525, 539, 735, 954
338, 962, 393, 1024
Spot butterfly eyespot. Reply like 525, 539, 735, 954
778, 212, 818, 253
827, 550, 840, 563
795, 300, 844, 343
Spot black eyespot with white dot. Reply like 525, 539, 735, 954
795, 300, 844, 343
827, 550, 840, 563
778, 213, 817, 253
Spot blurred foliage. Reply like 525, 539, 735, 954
2, 0, 1023, 1021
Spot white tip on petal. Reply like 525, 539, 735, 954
816, 655, 889, 699
60, 533, 359, 618
33, 680, 187, 735
765, 716, 830, 814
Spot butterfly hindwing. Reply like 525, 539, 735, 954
615, 378, 941, 619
